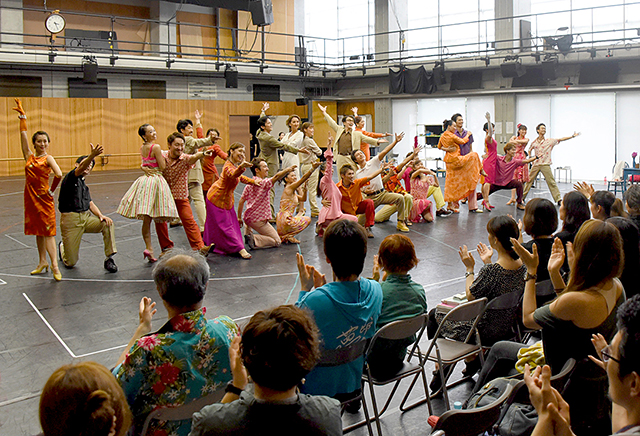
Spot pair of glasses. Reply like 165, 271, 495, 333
601, 344, 621, 364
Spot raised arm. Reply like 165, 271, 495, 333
485, 112, 493, 140
377, 132, 405, 161
184, 135, 213, 154
318, 104, 339, 132
396, 146, 422, 174
12, 98, 31, 161
289, 161, 321, 191
556, 132, 580, 143
75, 143, 103, 176
365, 166, 385, 183
511, 238, 543, 330
185, 149, 211, 165
194, 110, 204, 138
270, 165, 297, 184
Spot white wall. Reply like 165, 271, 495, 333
391, 99, 418, 158
616, 91, 640, 168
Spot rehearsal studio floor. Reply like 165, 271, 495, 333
0, 166, 585, 435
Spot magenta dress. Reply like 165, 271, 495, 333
483, 138, 498, 185
409, 176, 433, 223
513, 142, 530, 182
316, 148, 357, 237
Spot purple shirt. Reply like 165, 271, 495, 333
456, 129, 474, 156
494, 156, 526, 186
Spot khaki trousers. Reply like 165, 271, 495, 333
60, 211, 117, 267
523, 164, 561, 202
335, 155, 356, 174
188, 181, 206, 232
364, 190, 406, 223
300, 163, 321, 215
246, 220, 281, 249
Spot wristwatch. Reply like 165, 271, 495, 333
225, 382, 243, 396
525, 272, 537, 281
464, 271, 474, 278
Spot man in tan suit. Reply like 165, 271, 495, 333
317, 104, 384, 171
256, 103, 305, 218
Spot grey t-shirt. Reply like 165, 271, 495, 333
189, 390, 342, 436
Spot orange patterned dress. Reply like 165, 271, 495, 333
24, 154, 56, 236
438, 130, 482, 202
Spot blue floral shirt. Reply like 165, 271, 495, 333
114, 308, 237, 436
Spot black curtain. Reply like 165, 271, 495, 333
389, 66, 435, 94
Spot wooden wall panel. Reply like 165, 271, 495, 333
337, 101, 376, 131
311, 101, 338, 153
0, 98, 312, 177
237, 0, 295, 64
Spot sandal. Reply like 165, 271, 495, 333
506, 199, 516, 205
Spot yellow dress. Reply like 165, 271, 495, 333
276, 197, 311, 243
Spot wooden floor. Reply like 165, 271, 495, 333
0, 167, 578, 435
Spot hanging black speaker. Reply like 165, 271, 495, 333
83, 62, 98, 84
224, 67, 238, 88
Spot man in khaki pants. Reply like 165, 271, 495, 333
522, 123, 580, 205
58, 144, 117, 272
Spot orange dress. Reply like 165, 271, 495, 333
438, 131, 482, 202
24, 154, 56, 236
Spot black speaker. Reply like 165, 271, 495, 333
83, 62, 98, 84
433, 64, 446, 85
501, 62, 526, 78
249, 0, 274, 26
225, 68, 238, 89
296, 97, 308, 106
541, 59, 557, 80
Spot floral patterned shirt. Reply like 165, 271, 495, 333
241, 177, 273, 224
114, 308, 238, 436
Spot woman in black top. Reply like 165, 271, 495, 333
522, 198, 558, 282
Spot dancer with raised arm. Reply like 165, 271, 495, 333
205, 142, 257, 259
438, 119, 485, 213
282, 115, 304, 179
507, 123, 530, 205
237, 160, 296, 250
481, 112, 497, 200
277, 161, 322, 244
117, 124, 178, 263
316, 136, 358, 237
299, 122, 323, 217
13, 98, 63, 281
522, 123, 580, 205
352, 106, 390, 160
317, 103, 383, 171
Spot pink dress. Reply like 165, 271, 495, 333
316, 148, 357, 236
483, 138, 497, 185
409, 176, 433, 222
513, 141, 530, 182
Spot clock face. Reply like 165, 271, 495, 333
45, 14, 65, 34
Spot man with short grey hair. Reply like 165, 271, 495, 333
113, 249, 237, 436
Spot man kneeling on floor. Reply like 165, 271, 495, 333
190, 305, 342, 435
295, 219, 383, 412
58, 143, 117, 272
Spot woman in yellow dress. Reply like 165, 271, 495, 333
438, 119, 485, 213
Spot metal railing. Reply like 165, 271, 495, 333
0, 2, 638, 74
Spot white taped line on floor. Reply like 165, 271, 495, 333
5, 234, 32, 248
423, 276, 466, 290
0, 278, 6, 285
0, 271, 298, 283
23, 292, 77, 358
408, 228, 457, 251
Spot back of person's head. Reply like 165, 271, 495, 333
523, 198, 558, 238
625, 184, 640, 213
607, 217, 640, 296
40, 361, 131, 436
503, 142, 515, 152
487, 215, 520, 260
250, 157, 266, 176
565, 219, 623, 294
442, 119, 454, 130
176, 119, 193, 133
616, 294, 640, 379
324, 219, 367, 279
241, 305, 320, 392
611, 198, 627, 218
591, 190, 616, 218
561, 191, 590, 233
378, 234, 418, 274
152, 249, 208, 308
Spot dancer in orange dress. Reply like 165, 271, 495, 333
438, 119, 485, 213
13, 98, 64, 281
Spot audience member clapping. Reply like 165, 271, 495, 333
607, 217, 640, 299
521, 198, 558, 282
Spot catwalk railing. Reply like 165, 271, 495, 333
0, 3, 639, 74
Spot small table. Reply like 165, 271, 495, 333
623, 167, 640, 192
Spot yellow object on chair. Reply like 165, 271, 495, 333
515, 341, 545, 373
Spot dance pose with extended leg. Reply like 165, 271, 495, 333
117, 124, 179, 262
277, 161, 322, 244
480, 112, 497, 211
13, 98, 63, 281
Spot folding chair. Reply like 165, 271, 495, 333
424, 298, 488, 410
429, 381, 514, 436
140, 388, 225, 436
480, 290, 524, 349
316, 338, 374, 435
356, 313, 431, 436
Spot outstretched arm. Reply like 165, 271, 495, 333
13, 98, 31, 161
289, 161, 321, 191
485, 112, 493, 139
377, 132, 405, 161
557, 132, 580, 143
396, 146, 422, 174
270, 165, 297, 184
318, 104, 339, 132
75, 143, 103, 176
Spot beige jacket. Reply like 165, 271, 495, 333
323, 111, 378, 156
